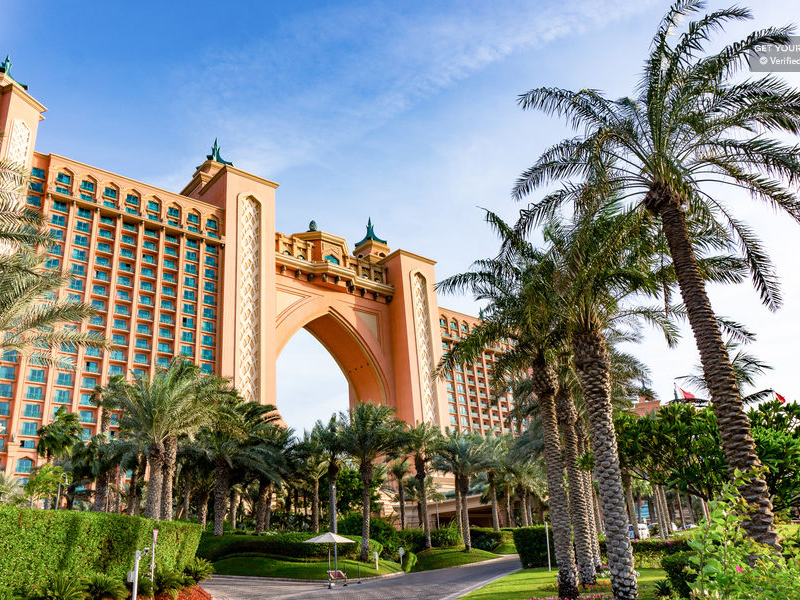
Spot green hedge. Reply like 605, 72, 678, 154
196, 532, 382, 562
430, 526, 461, 548
512, 526, 556, 568
469, 527, 505, 552
337, 513, 399, 556
661, 551, 695, 598
0, 507, 201, 595
599, 538, 689, 568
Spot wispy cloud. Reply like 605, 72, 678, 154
161, 0, 657, 181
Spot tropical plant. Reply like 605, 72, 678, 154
153, 568, 185, 600
512, 1, 800, 549
403, 421, 441, 549
37, 407, 82, 462
338, 402, 404, 561
183, 557, 214, 584
388, 458, 411, 530
312, 415, 346, 532
82, 573, 127, 600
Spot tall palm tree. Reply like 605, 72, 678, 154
513, 2, 799, 548
116, 358, 219, 520
0, 473, 23, 503
403, 421, 441, 548
433, 431, 491, 553
389, 458, 411, 530
477, 434, 509, 533
338, 402, 404, 561
312, 416, 346, 533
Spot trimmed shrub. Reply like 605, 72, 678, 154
0, 507, 201, 596
469, 527, 504, 552
401, 551, 418, 573
397, 528, 426, 554
195, 532, 382, 562
512, 526, 556, 568
337, 513, 399, 556
598, 538, 689, 568
661, 551, 695, 599
429, 524, 461, 548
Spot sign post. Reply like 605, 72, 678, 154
150, 530, 158, 581
132, 550, 141, 600
398, 546, 405, 569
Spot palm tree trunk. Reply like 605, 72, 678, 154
556, 389, 597, 585
531, 359, 579, 600
572, 331, 637, 600
359, 463, 373, 562
416, 463, 432, 549
181, 479, 191, 521
256, 481, 270, 533
328, 461, 339, 533
653, 193, 779, 549
516, 484, 529, 527
622, 470, 639, 540
417, 501, 423, 528
488, 473, 500, 532
160, 436, 177, 521
459, 475, 472, 551
112, 466, 123, 513
576, 420, 603, 570
197, 488, 210, 530
312, 478, 320, 533
675, 491, 686, 530
525, 491, 533, 526
230, 488, 240, 530
93, 471, 109, 512
145, 443, 165, 520
127, 463, 140, 516
213, 459, 229, 536
454, 482, 463, 540
504, 487, 512, 528
398, 480, 406, 530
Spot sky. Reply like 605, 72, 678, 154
4, 1, 800, 434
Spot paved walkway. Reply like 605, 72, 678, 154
201, 554, 521, 600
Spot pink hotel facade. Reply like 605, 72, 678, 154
0, 64, 519, 479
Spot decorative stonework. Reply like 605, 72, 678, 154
237, 196, 261, 403
411, 272, 439, 425
6, 120, 30, 167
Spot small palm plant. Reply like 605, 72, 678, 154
82, 573, 127, 600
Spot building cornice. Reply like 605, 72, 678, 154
0, 73, 47, 115
381, 248, 436, 266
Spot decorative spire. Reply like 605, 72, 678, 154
206, 138, 233, 166
308, 220, 318, 232
354, 217, 387, 247
0, 55, 27, 89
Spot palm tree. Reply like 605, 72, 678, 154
116, 358, 219, 520
251, 424, 290, 533
433, 431, 491, 553
338, 402, 404, 561
0, 473, 23, 504
477, 434, 509, 533
388, 458, 411, 530
513, 2, 799, 549
403, 421, 441, 548
312, 416, 346, 533
37, 407, 82, 463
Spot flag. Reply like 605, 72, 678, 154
776, 391, 787, 404
679, 388, 696, 400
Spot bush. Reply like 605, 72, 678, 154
182, 557, 214, 584
24, 574, 86, 600
430, 525, 461, 548
598, 538, 689, 568
126, 574, 152, 600
0, 507, 201, 596
661, 551, 694, 598
401, 550, 418, 573
512, 526, 555, 568
82, 574, 127, 600
397, 529, 426, 554
469, 527, 504, 552
153, 568, 185, 600
337, 513, 399, 556
196, 531, 382, 562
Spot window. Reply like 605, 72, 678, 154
26, 387, 42, 401
97, 242, 112, 254
117, 276, 132, 286
21, 421, 38, 436
27, 195, 42, 207
82, 376, 97, 389
147, 200, 160, 212
120, 248, 134, 259
201, 335, 213, 346
23, 404, 40, 418
81, 180, 95, 192
56, 173, 72, 185
75, 220, 90, 233
165, 246, 178, 258
109, 365, 123, 375
205, 256, 217, 267
201, 363, 213, 374
16, 458, 33, 474
72, 249, 87, 261
121, 235, 134, 245
204, 268, 216, 279
28, 368, 45, 383
51, 214, 66, 227
183, 291, 196, 302
202, 308, 215, 319
92, 284, 107, 295
79, 410, 95, 424
104, 187, 117, 199
157, 342, 172, 353
324, 254, 339, 265
182, 304, 195, 316
138, 309, 152, 320
53, 200, 68, 212
126, 194, 139, 205
187, 213, 200, 225
159, 327, 172, 338
98, 229, 112, 240
202, 321, 215, 333
143, 241, 156, 251
74, 235, 89, 247
180, 345, 193, 357
201, 349, 213, 361
31, 167, 45, 179
0, 401, 8, 416
161, 299, 175, 310
54, 389, 70, 404
140, 296, 153, 306
185, 263, 197, 275
112, 334, 126, 345
110, 349, 125, 360
115, 305, 130, 316
0, 366, 13, 380
185, 251, 198, 262
56, 373, 73, 386
206, 218, 218, 230
167, 206, 180, 218
136, 324, 151, 335
141, 267, 155, 278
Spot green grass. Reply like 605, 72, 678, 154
492, 541, 517, 554
212, 554, 402, 579
413, 546, 500, 571
460, 567, 666, 600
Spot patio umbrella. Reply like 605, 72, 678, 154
303, 532, 355, 577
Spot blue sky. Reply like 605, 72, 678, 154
5, 1, 800, 433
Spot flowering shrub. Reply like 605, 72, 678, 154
526, 595, 613, 600
688, 471, 800, 600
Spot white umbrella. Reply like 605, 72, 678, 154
303, 531, 355, 581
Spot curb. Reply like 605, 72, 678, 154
418, 553, 520, 572
207, 570, 407, 584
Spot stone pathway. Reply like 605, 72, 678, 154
201, 554, 521, 600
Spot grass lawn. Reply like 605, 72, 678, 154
413, 546, 501, 571
493, 540, 518, 554
212, 554, 402, 579
460, 567, 667, 600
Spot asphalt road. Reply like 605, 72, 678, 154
201, 554, 521, 600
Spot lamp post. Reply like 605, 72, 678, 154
330, 482, 337, 533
